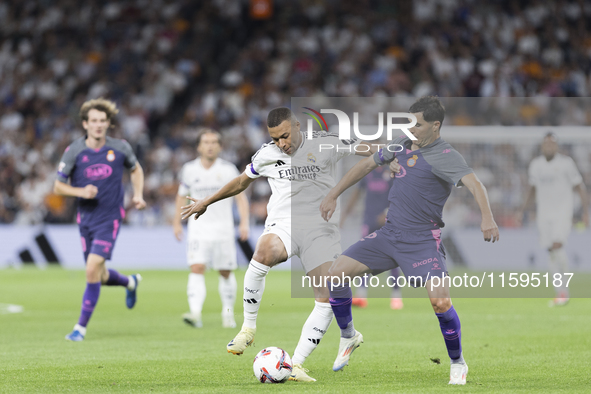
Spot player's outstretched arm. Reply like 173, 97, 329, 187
320, 155, 378, 221
234, 192, 250, 241
130, 164, 146, 210
181, 173, 255, 220
461, 172, 500, 243
516, 185, 536, 226
53, 180, 98, 199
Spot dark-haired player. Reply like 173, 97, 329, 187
54, 98, 146, 341
320, 96, 499, 384
182, 107, 374, 382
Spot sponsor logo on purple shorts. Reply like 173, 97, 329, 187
412, 257, 439, 269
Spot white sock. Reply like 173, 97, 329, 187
219, 272, 237, 315
549, 248, 569, 297
127, 275, 136, 290
292, 301, 334, 365
242, 260, 270, 329
74, 324, 87, 336
187, 273, 206, 315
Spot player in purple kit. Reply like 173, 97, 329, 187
320, 96, 499, 385
54, 98, 146, 341
341, 166, 403, 309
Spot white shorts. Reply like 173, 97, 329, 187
537, 217, 571, 250
262, 220, 342, 273
187, 237, 237, 270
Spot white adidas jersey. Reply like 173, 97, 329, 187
528, 153, 583, 221
245, 131, 360, 226
178, 158, 240, 240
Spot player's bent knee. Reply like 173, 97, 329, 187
86, 253, 105, 265
86, 254, 105, 272
253, 234, 287, 267
252, 250, 275, 267
86, 263, 105, 283
219, 270, 231, 279
430, 298, 452, 313
190, 264, 206, 274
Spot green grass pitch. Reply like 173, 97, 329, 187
1, 268, 590, 393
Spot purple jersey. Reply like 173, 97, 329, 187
358, 166, 392, 232
374, 136, 473, 231
57, 136, 137, 225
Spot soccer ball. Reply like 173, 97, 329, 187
252, 346, 293, 383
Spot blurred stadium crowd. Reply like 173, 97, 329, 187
0, 0, 590, 227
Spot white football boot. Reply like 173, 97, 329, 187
222, 311, 236, 328
289, 364, 316, 382
182, 312, 203, 328
332, 331, 364, 371
449, 362, 468, 385
227, 326, 256, 355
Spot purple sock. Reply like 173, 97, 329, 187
436, 305, 462, 360
105, 269, 129, 287
329, 285, 355, 337
77, 282, 101, 328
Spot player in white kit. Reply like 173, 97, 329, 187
173, 129, 250, 328
518, 133, 588, 306
181, 107, 373, 382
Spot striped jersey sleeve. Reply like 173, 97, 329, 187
245, 142, 275, 179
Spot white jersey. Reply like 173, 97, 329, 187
178, 158, 240, 240
528, 153, 583, 221
245, 131, 360, 226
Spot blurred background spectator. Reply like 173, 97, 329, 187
0, 0, 590, 227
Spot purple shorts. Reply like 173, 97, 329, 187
343, 225, 447, 287
79, 219, 121, 261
